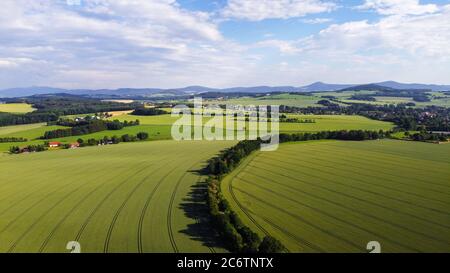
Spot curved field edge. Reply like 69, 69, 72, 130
0, 140, 236, 253
221, 140, 450, 253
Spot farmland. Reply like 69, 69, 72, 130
0, 103, 35, 114
221, 140, 450, 253
0, 140, 235, 253
206, 94, 328, 108
0, 113, 393, 152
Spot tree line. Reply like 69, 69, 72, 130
205, 139, 286, 253
0, 95, 138, 127
204, 130, 390, 253
131, 108, 168, 116
404, 131, 449, 142
75, 132, 149, 147
0, 137, 28, 143
279, 104, 450, 131
9, 144, 47, 154
0, 112, 59, 127
42, 119, 139, 139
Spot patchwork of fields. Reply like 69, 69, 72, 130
221, 140, 450, 253
0, 113, 394, 152
0, 140, 235, 253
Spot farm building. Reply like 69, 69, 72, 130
48, 142, 61, 148
69, 143, 80, 149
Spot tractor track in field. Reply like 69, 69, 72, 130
137, 164, 180, 253
4, 163, 116, 252
268, 151, 450, 199
0, 180, 80, 235
228, 178, 270, 237
37, 172, 120, 253
103, 151, 184, 253
244, 170, 450, 243
233, 187, 381, 253
259, 216, 320, 253
166, 147, 223, 254
253, 159, 450, 217
318, 142, 450, 176
167, 160, 204, 253
248, 163, 450, 230
103, 161, 171, 253
0, 165, 99, 217
236, 175, 445, 250
274, 147, 450, 189
7, 184, 85, 253
75, 162, 151, 243
226, 155, 270, 238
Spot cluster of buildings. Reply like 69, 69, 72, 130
48, 142, 80, 149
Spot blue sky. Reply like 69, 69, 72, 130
0, 0, 449, 89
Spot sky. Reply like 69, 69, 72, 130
0, 0, 449, 89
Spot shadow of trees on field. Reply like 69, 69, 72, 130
178, 172, 226, 251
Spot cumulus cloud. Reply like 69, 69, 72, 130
222, 0, 336, 21
301, 17, 333, 24
357, 0, 439, 15
0, 0, 253, 89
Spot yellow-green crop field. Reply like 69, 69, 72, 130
222, 140, 450, 253
0, 140, 235, 253
0, 103, 35, 113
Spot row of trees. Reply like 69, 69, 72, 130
0, 137, 27, 143
0, 112, 58, 127
278, 130, 390, 143
204, 130, 391, 253
279, 115, 316, 123
42, 119, 139, 139
207, 176, 285, 253
131, 108, 168, 116
75, 132, 149, 147
205, 139, 286, 253
405, 132, 449, 142
207, 130, 389, 177
9, 144, 47, 154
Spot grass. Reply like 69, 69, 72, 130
0, 114, 393, 152
0, 123, 47, 136
0, 140, 236, 253
206, 94, 328, 108
0, 103, 35, 113
221, 140, 450, 253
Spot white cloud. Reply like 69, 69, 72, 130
302, 17, 333, 24
222, 0, 336, 21
0, 0, 252, 89
358, 0, 439, 15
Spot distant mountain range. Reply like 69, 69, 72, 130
1, 81, 449, 98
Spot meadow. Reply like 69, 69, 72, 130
0, 140, 236, 253
206, 94, 328, 108
221, 140, 450, 253
0, 114, 393, 152
0, 103, 35, 113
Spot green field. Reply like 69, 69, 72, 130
0, 140, 236, 253
207, 94, 328, 108
0, 103, 35, 113
0, 114, 393, 152
0, 123, 47, 135
222, 140, 450, 253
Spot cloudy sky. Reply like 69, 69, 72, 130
0, 0, 449, 89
